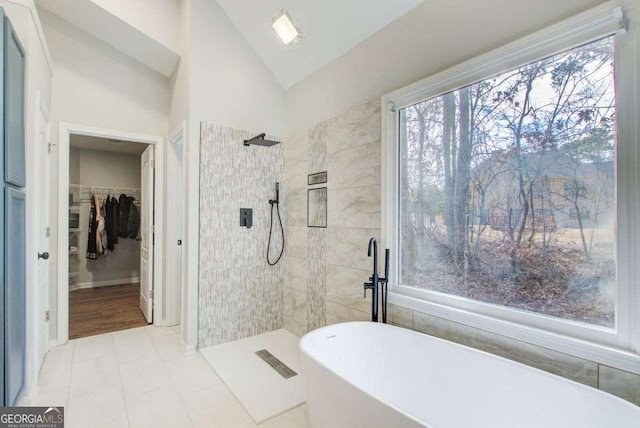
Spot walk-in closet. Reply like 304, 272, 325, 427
67, 134, 153, 339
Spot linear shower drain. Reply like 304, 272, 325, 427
255, 349, 298, 379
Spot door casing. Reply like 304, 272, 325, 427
56, 123, 165, 345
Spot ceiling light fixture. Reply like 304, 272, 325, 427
272, 9, 303, 46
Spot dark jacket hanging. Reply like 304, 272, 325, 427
110, 196, 120, 245
127, 198, 140, 239
86, 195, 99, 259
119, 194, 130, 238
105, 194, 118, 250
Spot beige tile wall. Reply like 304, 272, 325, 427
282, 99, 640, 407
283, 100, 382, 333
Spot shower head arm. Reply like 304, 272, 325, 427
243, 133, 281, 147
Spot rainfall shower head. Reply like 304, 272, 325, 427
243, 133, 281, 147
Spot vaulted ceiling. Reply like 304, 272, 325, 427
216, 0, 424, 88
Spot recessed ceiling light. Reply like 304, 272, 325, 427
272, 9, 303, 46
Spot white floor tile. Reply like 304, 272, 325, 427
73, 333, 115, 363
113, 326, 151, 342
69, 355, 120, 398
126, 385, 193, 428
260, 405, 310, 428
38, 354, 73, 391
152, 333, 184, 361
32, 386, 69, 408
164, 353, 222, 396
45, 341, 75, 362
181, 385, 255, 428
119, 354, 172, 397
66, 386, 129, 428
146, 325, 179, 339
114, 335, 158, 363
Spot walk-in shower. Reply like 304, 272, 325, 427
242, 133, 285, 265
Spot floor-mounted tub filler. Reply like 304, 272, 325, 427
300, 322, 640, 428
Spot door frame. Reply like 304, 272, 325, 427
165, 123, 184, 326
56, 123, 165, 344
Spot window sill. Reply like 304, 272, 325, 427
389, 289, 640, 376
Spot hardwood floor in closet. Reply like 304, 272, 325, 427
69, 283, 149, 339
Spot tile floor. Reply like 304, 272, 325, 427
32, 325, 311, 428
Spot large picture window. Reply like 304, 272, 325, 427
399, 37, 616, 327
382, 3, 640, 371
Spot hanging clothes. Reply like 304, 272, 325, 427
111, 196, 120, 246
94, 194, 105, 256
86, 195, 99, 259
119, 194, 130, 238
99, 197, 108, 252
105, 194, 117, 251
127, 198, 140, 239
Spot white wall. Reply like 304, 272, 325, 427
285, 0, 607, 132
189, 0, 285, 138
90, 0, 181, 53
71, 148, 142, 288
39, 8, 170, 137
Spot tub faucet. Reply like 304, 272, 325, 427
363, 238, 390, 323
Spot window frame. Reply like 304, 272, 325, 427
381, 2, 640, 374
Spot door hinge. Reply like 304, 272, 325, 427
150, 288, 153, 299
46, 227, 50, 238
45, 311, 50, 322
151, 160, 155, 168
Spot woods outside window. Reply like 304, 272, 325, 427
382, 4, 640, 372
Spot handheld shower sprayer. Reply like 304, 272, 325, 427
269, 182, 280, 205
267, 182, 284, 266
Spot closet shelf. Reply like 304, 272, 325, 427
69, 205, 80, 213
68, 272, 80, 278
69, 228, 80, 234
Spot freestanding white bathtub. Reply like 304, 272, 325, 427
300, 322, 640, 428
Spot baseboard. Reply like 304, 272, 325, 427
70, 277, 140, 291
181, 340, 196, 355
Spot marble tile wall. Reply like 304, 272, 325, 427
282, 99, 640, 407
283, 100, 382, 334
199, 123, 284, 347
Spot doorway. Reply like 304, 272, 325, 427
67, 135, 152, 339
57, 124, 166, 344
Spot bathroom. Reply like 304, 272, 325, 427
1, 0, 639, 426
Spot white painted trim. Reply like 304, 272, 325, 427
5, 0, 54, 74
165, 122, 185, 326
381, 1, 640, 374
57, 123, 164, 344
181, 340, 196, 355
183, 121, 199, 350
69, 277, 141, 291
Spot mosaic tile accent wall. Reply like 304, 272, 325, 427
199, 123, 284, 347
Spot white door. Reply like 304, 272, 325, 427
35, 94, 50, 365
140, 146, 154, 323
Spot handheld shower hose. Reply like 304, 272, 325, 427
267, 182, 284, 266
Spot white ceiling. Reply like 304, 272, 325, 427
216, 0, 424, 89
35, 0, 179, 77
70, 134, 147, 155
